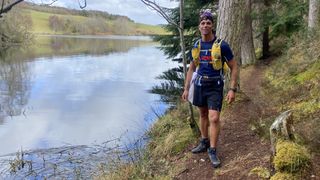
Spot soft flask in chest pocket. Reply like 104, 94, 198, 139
210, 40, 223, 70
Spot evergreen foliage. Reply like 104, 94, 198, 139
256, 0, 308, 39
149, 67, 184, 104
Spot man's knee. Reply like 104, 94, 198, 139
199, 107, 208, 120
200, 112, 208, 120
208, 111, 220, 124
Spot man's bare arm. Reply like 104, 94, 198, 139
226, 59, 238, 89
225, 59, 238, 103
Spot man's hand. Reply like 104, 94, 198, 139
181, 89, 189, 101
225, 90, 235, 104
225, 59, 238, 104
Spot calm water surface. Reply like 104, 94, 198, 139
0, 36, 177, 155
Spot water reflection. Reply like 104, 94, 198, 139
37, 35, 154, 58
0, 36, 177, 155
0, 49, 31, 123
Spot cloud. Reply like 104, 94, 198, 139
28, 0, 179, 25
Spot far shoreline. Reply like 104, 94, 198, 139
35, 34, 154, 41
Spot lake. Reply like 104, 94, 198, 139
0, 35, 178, 156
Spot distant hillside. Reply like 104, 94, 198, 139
18, 2, 166, 36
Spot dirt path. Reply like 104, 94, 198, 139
175, 63, 272, 179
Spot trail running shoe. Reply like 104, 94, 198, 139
191, 138, 210, 153
208, 147, 221, 168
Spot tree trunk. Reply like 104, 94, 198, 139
216, 0, 244, 90
262, 27, 269, 58
216, 0, 243, 60
252, 0, 264, 59
179, 0, 200, 136
262, 0, 270, 59
241, 0, 256, 65
308, 0, 319, 30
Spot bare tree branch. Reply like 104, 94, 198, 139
0, 0, 24, 17
43, 0, 58, 6
1, 0, 5, 14
0, 0, 87, 17
140, 0, 179, 28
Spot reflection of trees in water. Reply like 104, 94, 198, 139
1, 36, 154, 61
0, 48, 31, 123
49, 37, 153, 56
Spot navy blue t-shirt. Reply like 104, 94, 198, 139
192, 37, 234, 77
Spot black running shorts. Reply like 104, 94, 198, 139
193, 78, 224, 111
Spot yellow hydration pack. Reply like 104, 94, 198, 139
191, 38, 230, 75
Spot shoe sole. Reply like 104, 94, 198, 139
212, 163, 221, 168
191, 149, 207, 154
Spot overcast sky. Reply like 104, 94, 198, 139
28, 0, 179, 25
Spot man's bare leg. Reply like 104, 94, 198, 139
191, 107, 210, 153
199, 107, 209, 138
207, 109, 221, 167
208, 109, 220, 147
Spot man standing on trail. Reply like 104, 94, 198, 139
181, 11, 238, 168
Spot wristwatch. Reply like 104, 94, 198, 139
229, 87, 237, 93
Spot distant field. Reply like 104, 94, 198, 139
133, 22, 166, 35
22, 9, 167, 35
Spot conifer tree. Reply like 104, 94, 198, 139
256, 0, 307, 58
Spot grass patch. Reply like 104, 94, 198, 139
249, 166, 270, 179
148, 103, 196, 158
